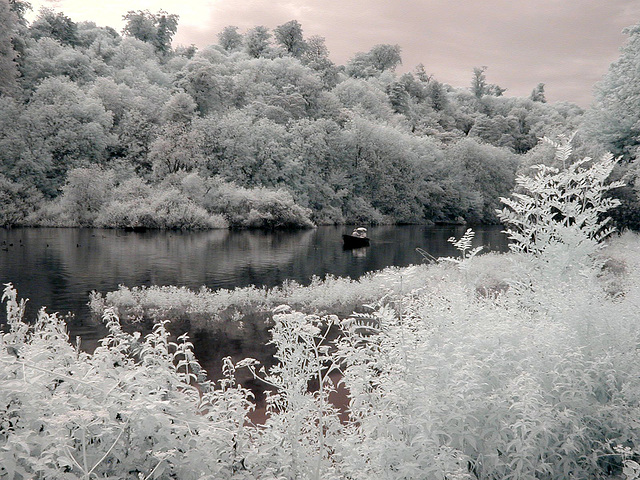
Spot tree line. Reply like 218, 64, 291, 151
0, 2, 635, 229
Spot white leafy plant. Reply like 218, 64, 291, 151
0, 283, 254, 480
237, 305, 343, 480
497, 135, 623, 264
441, 228, 484, 270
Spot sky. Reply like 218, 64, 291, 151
26, 0, 640, 106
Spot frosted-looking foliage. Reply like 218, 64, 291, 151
497, 136, 623, 261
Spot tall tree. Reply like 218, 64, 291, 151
471, 66, 488, 98
274, 20, 306, 57
217, 25, 242, 52
300, 35, 338, 87
414, 63, 432, 83
346, 44, 402, 77
587, 23, 640, 161
154, 11, 179, 56
368, 44, 402, 72
122, 10, 155, 43
0, 0, 19, 96
8, 0, 30, 24
585, 22, 640, 230
122, 10, 178, 55
471, 66, 505, 98
530, 83, 546, 102
29, 7, 79, 46
244, 25, 271, 58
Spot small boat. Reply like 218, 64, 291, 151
342, 234, 370, 248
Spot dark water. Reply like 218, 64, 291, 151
0, 225, 508, 335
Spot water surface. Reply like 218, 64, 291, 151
0, 225, 508, 334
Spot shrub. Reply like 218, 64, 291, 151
0, 175, 44, 227
497, 136, 623, 261
203, 179, 315, 229
96, 186, 229, 230
0, 284, 254, 479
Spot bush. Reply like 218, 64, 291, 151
95, 183, 229, 230
0, 284, 254, 479
0, 175, 43, 227
203, 179, 315, 229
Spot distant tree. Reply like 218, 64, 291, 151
174, 44, 197, 58
386, 81, 409, 115
217, 25, 242, 52
469, 114, 515, 150
341, 115, 437, 223
75, 21, 120, 49
397, 72, 427, 102
344, 51, 377, 78
333, 78, 395, 120
155, 11, 179, 55
414, 63, 432, 83
0, 174, 43, 226
444, 138, 518, 222
300, 35, 338, 87
122, 10, 179, 55
148, 122, 204, 176
8, 0, 30, 24
194, 111, 294, 188
471, 66, 505, 98
368, 44, 402, 72
488, 84, 507, 97
244, 25, 271, 58
29, 7, 79, 46
425, 79, 448, 111
302, 35, 328, 62
58, 166, 115, 225
18, 77, 115, 195
471, 66, 488, 98
346, 44, 401, 78
161, 92, 197, 123
530, 83, 546, 102
6, 0, 29, 72
174, 58, 231, 114
112, 109, 157, 173
585, 22, 640, 229
274, 20, 306, 57
122, 10, 156, 43
20, 38, 98, 89
0, 0, 19, 96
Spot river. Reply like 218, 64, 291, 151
0, 225, 508, 337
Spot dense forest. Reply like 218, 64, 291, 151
1, 1, 639, 229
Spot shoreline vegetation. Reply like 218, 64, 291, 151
3, 8, 639, 231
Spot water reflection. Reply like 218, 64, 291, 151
346, 246, 369, 258
0, 225, 508, 330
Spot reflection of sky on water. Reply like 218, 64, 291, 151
0, 225, 508, 329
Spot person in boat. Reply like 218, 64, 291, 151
351, 227, 368, 238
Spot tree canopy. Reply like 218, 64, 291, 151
0, 9, 598, 229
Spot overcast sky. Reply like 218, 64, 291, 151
28, 0, 640, 106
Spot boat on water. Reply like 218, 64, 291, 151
343, 227, 370, 248
342, 234, 370, 248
